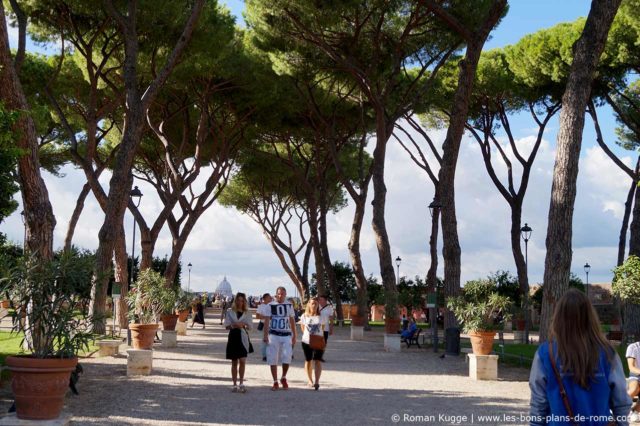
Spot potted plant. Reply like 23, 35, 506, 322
0, 252, 93, 420
159, 287, 179, 331
175, 290, 191, 322
446, 279, 512, 355
126, 269, 167, 349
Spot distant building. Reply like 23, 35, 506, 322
215, 276, 233, 298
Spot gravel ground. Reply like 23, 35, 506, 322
0, 311, 532, 426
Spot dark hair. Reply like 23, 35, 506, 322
262, 293, 271, 299
550, 288, 614, 388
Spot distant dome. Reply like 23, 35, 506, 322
215, 276, 233, 298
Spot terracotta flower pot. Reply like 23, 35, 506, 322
468, 330, 496, 355
0, 300, 10, 309
6, 355, 78, 420
129, 323, 159, 349
384, 318, 401, 334
161, 314, 179, 331
351, 314, 366, 327
516, 319, 526, 331
176, 310, 189, 322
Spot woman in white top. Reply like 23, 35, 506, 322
224, 292, 253, 393
299, 297, 324, 390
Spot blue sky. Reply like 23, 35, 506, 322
2, 1, 633, 297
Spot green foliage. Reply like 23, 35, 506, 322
397, 276, 428, 311
446, 279, 513, 333
0, 103, 20, 223
531, 273, 585, 313
613, 80, 640, 150
310, 261, 356, 303
175, 289, 192, 311
126, 269, 177, 323
489, 270, 521, 307
0, 252, 94, 358
613, 255, 640, 304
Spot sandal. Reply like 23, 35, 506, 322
239, 384, 246, 393
231, 385, 238, 393
314, 383, 320, 391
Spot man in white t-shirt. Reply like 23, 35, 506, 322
318, 295, 334, 343
256, 293, 272, 362
263, 286, 296, 391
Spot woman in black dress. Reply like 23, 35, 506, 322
224, 292, 253, 393
190, 299, 205, 329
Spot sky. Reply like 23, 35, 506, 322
1, 1, 633, 298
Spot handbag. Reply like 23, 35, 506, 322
309, 334, 326, 351
257, 321, 264, 331
548, 344, 615, 426
244, 328, 254, 354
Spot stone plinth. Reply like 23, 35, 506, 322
513, 330, 525, 343
96, 340, 122, 357
384, 333, 401, 352
127, 349, 153, 376
468, 354, 498, 380
0, 412, 71, 425
161, 330, 177, 348
350, 326, 364, 341
176, 321, 187, 336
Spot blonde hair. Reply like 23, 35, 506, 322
304, 297, 320, 316
550, 288, 614, 388
233, 292, 248, 313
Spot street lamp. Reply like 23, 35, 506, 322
129, 186, 143, 285
188, 262, 192, 292
584, 262, 591, 300
395, 256, 402, 285
428, 197, 442, 353
428, 198, 442, 218
520, 223, 532, 344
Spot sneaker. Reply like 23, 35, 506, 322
630, 412, 640, 423
271, 382, 279, 391
262, 356, 267, 362
239, 384, 246, 393
231, 385, 238, 393
280, 378, 289, 390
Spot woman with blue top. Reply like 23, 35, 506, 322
401, 316, 418, 340
529, 289, 631, 425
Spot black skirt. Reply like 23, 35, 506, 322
226, 328, 248, 360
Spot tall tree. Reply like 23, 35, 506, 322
539, 0, 622, 341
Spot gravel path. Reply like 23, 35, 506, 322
0, 311, 532, 425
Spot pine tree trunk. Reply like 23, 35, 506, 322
0, 5, 55, 260
319, 207, 343, 321
618, 174, 637, 266
539, 0, 621, 342
64, 183, 92, 252
349, 197, 369, 321
624, 183, 640, 338
114, 224, 129, 330
308, 205, 326, 296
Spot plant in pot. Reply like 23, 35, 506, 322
126, 269, 167, 349
159, 287, 179, 331
446, 279, 512, 355
0, 252, 93, 420
175, 290, 191, 322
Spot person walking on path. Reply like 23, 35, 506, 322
190, 298, 205, 329
263, 286, 296, 391
626, 340, 640, 421
224, 292, 253, 393
256, 293, 272, 362
529, 289, 631, 425
300, 297, 324, 390
318, 295, 334, 344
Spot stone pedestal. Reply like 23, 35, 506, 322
176, 321, 187, 336
513, 330, 525, 343
0, 412, 71, 425
502, 320, 512, 331
161, 330, 177, 348
468, 354, 498, 380
350, 326, 364, 341
384, 333, 401, 352
96, 340, 122, 357
127, 349, 153, 376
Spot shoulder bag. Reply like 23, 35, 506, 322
308, 320, 326, 350
548, 344, 615, 426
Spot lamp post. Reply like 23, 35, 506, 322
395, 256, 402, 285
428, 197, 442, 352
20, 211, 26, 253
584, 262, 591, 300
188, 262, 192, 292
520, 223, 532, 344
127, 186, 142, 346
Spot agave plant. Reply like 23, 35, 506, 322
446, 279, 513, 334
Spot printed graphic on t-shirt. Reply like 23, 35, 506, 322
269, 303, 293, 333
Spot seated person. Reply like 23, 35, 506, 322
627, 340, 640, 416
401, 317, 418, 340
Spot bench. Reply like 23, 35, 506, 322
97, 339, 123, 357
402, 328, 422, 348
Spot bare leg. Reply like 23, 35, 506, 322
629, 381, 640, 410
282, 363, 289, 378
231, 359, 238, 386
270, 365, 278, 382
314, 360, 322, 385
304, 361, 313, 385
239, 358, 246, 384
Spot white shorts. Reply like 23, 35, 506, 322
267, 334, 293, 365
